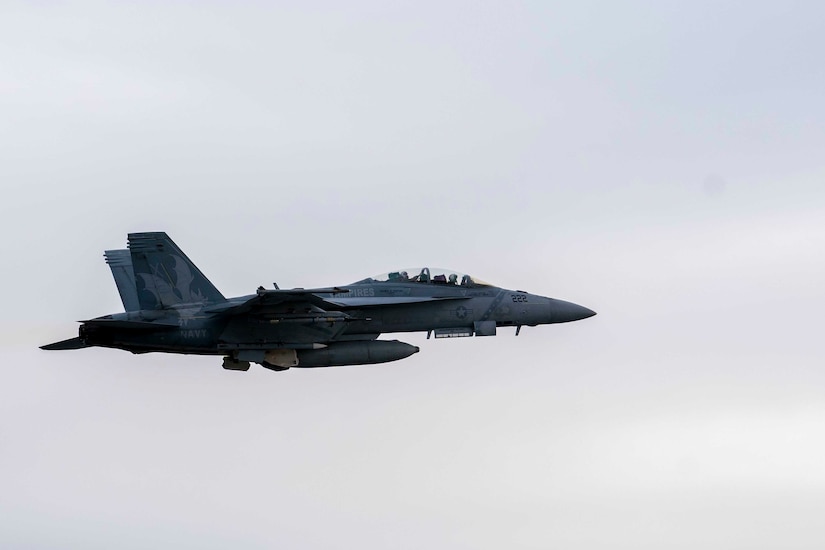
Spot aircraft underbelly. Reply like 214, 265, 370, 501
366, 301, 479, 334
219, 314, 348, 345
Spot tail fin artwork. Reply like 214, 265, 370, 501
104, 249, 140, 312
128, 232, 226, 310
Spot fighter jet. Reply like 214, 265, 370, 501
41, 232, 596, 371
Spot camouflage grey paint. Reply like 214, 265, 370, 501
42, 232, 596, 371
128, 232, 225, 310
104, 250, 140, 312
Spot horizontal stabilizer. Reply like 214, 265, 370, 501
40, 337, 90, 351
80, 319, 179, 330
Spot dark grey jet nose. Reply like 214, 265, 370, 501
550, 299, 597, 323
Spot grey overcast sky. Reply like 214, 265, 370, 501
2, 1, 824, 548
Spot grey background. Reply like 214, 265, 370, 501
2, 1, 824, 548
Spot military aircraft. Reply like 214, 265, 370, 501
41, 232, 596, 371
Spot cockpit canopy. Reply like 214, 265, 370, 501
353, 267, 491, 287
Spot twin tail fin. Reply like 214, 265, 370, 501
127, 232, 226, 310
104, 249, 141, 312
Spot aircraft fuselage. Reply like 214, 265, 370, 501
42, 233, 596, 371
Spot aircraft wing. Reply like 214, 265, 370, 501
202, 287, 350, 316
321, 295, 470, 308
203, 288, 470, 316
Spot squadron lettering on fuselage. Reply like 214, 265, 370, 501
346, 288, 375, 298
182, 329, 208, 339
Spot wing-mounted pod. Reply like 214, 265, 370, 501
222, 340, 420, 371
289, 340, 419, 368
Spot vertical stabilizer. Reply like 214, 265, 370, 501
104, 249, 140, 312
128, 232, 225, 310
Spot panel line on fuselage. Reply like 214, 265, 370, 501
478, 289, 506, 321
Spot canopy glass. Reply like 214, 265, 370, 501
353, 267, 491, 287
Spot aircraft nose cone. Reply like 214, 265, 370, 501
550, 299, 597, 323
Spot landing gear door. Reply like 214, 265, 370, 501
474, 320, 497, 336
